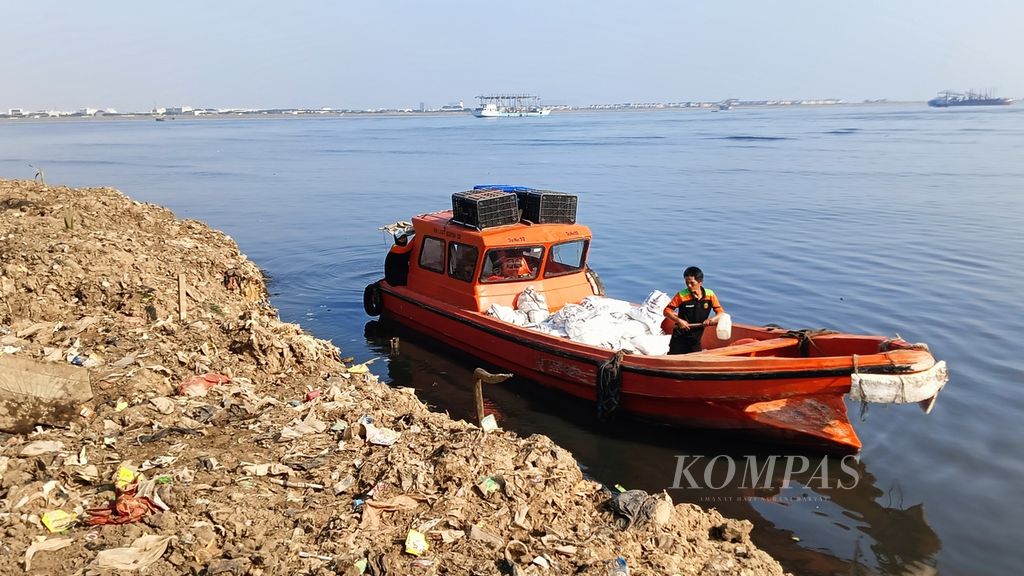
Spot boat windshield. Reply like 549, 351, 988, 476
480, 246, 543, 283
544, 239, 588, 278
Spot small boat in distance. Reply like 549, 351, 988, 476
928, 90, 1014, 107
363, 186, 948, 452
473, 94, 551, 117
717, 99, 738, 111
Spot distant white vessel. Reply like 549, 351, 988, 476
473, 94, 551, 117
927, 89, 1014, 108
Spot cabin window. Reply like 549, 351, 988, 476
448, 242, 479, 282
418, 236, 445, 273
480, 246, 543, 283
544, 239, 588, 278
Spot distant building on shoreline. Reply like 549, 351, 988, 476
2, 97, 864, 120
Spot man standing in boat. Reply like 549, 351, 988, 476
384, 231, 413, 286
664, 266, 725, 354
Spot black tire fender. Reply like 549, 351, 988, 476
586, 266, 606, 297
363, 282, 382, 316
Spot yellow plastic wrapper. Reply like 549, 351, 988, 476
347, 364, 369, 374
41, 510, 77, 533
404, 529, 428, 556
114, 464, 140, 491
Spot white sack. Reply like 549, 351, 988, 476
630, 334, 672, 356
486, 304, 529, 326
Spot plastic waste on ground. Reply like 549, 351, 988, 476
405, 529, 429, 556
24, 537, 73, 571
19, 440, 64, 457
608, 555, 630, 575
177, 372, 231, 397
476, 475, 505, 498
480, 414, 498, 432
41, 510, 77, 533
347, 357, 378, 374
92, 534, 175, 571
359, 494, 425, 530
86, 464, 163, 525
358, 416, 400, 446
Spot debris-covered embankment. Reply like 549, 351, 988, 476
0, 178, 788, 575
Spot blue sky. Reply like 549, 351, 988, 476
2, 0, 1021, 111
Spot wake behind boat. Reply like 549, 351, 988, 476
473, 94, 551, 117
363, 186, 948, 452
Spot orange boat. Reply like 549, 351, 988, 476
363, 188, 947, 452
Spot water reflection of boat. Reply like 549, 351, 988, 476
365, 317, 942, 576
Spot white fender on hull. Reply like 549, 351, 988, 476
849, 360, 948, 412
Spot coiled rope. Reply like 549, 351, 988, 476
780, 328, 838, 357
596, 350, 625, 421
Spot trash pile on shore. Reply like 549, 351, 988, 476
0, 178, 788, 575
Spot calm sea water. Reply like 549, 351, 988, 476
3, 105, 1022, 575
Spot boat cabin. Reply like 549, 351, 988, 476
393, 210, 599, 313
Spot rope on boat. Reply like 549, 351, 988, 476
780, 328, 838, 357
879, 336, 902, 352
853, 354, 870, 422
880, 333, 931, 352
596, 350, 626, 421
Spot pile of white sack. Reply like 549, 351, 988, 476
485, 288, 672, 356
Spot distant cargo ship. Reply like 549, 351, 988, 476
473, 94, 551, 117
927, 90, 1014, 107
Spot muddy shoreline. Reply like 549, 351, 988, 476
0, 178, 788, 575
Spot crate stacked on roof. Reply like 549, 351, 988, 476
472, 185, 578, 224
516, 189, 577, 224
451, 189, 520, 230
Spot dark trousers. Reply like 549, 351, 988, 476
668, 329, 704, 354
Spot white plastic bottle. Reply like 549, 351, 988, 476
716, 313, 732, 340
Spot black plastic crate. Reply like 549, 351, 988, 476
516, 189, 578, 224
451, 189, 520, 230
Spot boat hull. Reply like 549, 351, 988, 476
473, 108, 551, 117
376, 282, 944, 452
928, 99, 1013, 107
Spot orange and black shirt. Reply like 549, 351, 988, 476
664, 288, 723, 330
